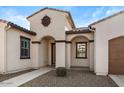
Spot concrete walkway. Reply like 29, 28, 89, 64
109, 75, 124, 87
0, 67, 52, 87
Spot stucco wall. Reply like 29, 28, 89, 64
56, 42, 66, 67
91, 13, 124, 75
39, 38, 54, 67
64, 15, 73, 31
66, 33, 94, 41
28, 9, 73, 68
31, 43, 40, 69
40, 39, 48, 67
6, 28, 32, 73
0, 22, 7, 74
71, 37, 89, 67
66, 33, 94, 69
28, 9, 72, 41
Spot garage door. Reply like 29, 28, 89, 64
109, 37, 124, 74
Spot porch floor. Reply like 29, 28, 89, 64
20, 69, 118, 87
70, 67, 90, 71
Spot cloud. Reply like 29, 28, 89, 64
75, 7, 106, 27
105, 7, 124, 16
78, 19, 98, 27
62, 6, 74, 12
92, 7, 105, 18
106, 9, 117, 15
1, 6, 124, 29
79, 7, 105, 27
6, 15, 29, 29
0, 8, 29, 29
81, 7, 124, 27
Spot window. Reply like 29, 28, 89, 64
76, 42, 87, 58
20, 36, 30, 59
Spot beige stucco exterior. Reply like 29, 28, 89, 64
28, 9, 72, 41
0, 23, 34, 74
0, 8, 95, 74
91, 12, 124, 75
6, 28, 33, 73
27, 9, 74, 69
3, 8, 124, 76
66, 33, 94, 70
0, 22, 7, 74
0, 8, 94, 74
28, 8, 94, 70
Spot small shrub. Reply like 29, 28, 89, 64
56, 67, 67, 77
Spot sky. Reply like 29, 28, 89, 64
0, 6, 124, 29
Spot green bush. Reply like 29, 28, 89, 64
56, 67, 67, 77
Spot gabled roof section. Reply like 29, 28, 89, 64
89, 10, 124, 26
0, 19, 36, 36
27, 7, 69, 19
27, 7, 76, 28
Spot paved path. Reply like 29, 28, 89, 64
109, 75, 124, 87
0, 67, 52, 87
0, 69, 35, 82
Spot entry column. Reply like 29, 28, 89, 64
89, 40, 94, 71
32, 41, 40, 69
55, 41, 66, 68
66, 42, 71, 69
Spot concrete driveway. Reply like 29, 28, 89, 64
109, 75, 124, 87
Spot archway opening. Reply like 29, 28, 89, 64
70, 36, 90, 68
40, 36, 56, 67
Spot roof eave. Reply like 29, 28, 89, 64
66, 30, 94, 34
68, 13, 76, 29
27, 7, 76, 29
8, 22, 37, 36
0, 19, 36, 36
27, 7, 70, 19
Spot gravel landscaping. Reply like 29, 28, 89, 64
20, 70, 118, 87
0, 69, 35, 82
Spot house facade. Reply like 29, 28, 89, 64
0, 7, 124, 75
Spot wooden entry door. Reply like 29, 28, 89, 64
109, 37, 124, 74
51, 43, 56, 66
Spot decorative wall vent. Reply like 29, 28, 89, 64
41, 15, 51, 27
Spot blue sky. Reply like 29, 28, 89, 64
0, 6, 124, 29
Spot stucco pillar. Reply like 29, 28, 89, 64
95, 40, 108, 76
66, 43, 71, 69
0, 30, 7, 74
56, 42, 66, 68
89, 41, 94, 71
32, 43, 40, 69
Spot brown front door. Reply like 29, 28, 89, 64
109, 37, 124, 74
51, 43, 56, 66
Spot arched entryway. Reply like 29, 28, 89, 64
70, 36, 90, 68
40, 36, 56, 67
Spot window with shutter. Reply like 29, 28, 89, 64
20, 36, 30, 59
